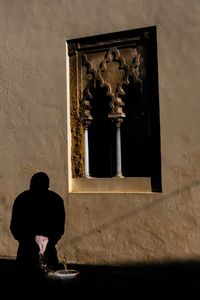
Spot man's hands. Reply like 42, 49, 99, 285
35, 235, 49, 254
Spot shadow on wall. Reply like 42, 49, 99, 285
1, 257, 200, 299
70, 179, 200, 244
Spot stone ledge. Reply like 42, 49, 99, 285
69, 177, 152, 193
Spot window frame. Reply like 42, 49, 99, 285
67, 26, 162, 193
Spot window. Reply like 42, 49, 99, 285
67, 26, 161, 192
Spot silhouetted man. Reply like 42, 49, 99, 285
10, 172, 65, 298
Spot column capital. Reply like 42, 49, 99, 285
82, 119, 92, 129
111, 117, 124, 127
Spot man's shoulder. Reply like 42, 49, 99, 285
48, 190, 64, 203
14, 190, 30, 203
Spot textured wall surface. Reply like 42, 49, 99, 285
0, 0, 200, 265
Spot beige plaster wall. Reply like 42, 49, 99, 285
0, 0, 200, 265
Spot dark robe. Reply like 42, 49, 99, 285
10, 188, 65, 297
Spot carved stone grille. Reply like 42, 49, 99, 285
81, 47, 142, 121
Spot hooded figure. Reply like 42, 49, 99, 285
10, 172, 65, 295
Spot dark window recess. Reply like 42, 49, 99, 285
89, 83, 116, 178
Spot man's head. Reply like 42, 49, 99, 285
30, 172, 49, 192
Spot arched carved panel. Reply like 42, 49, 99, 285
80, 47, 142, 122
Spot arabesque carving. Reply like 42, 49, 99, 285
81, 47, 142, 121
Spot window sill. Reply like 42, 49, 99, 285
69, 177, 153, 193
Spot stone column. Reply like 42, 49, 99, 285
115, 118, 123, 178
83, 121, 91, 178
